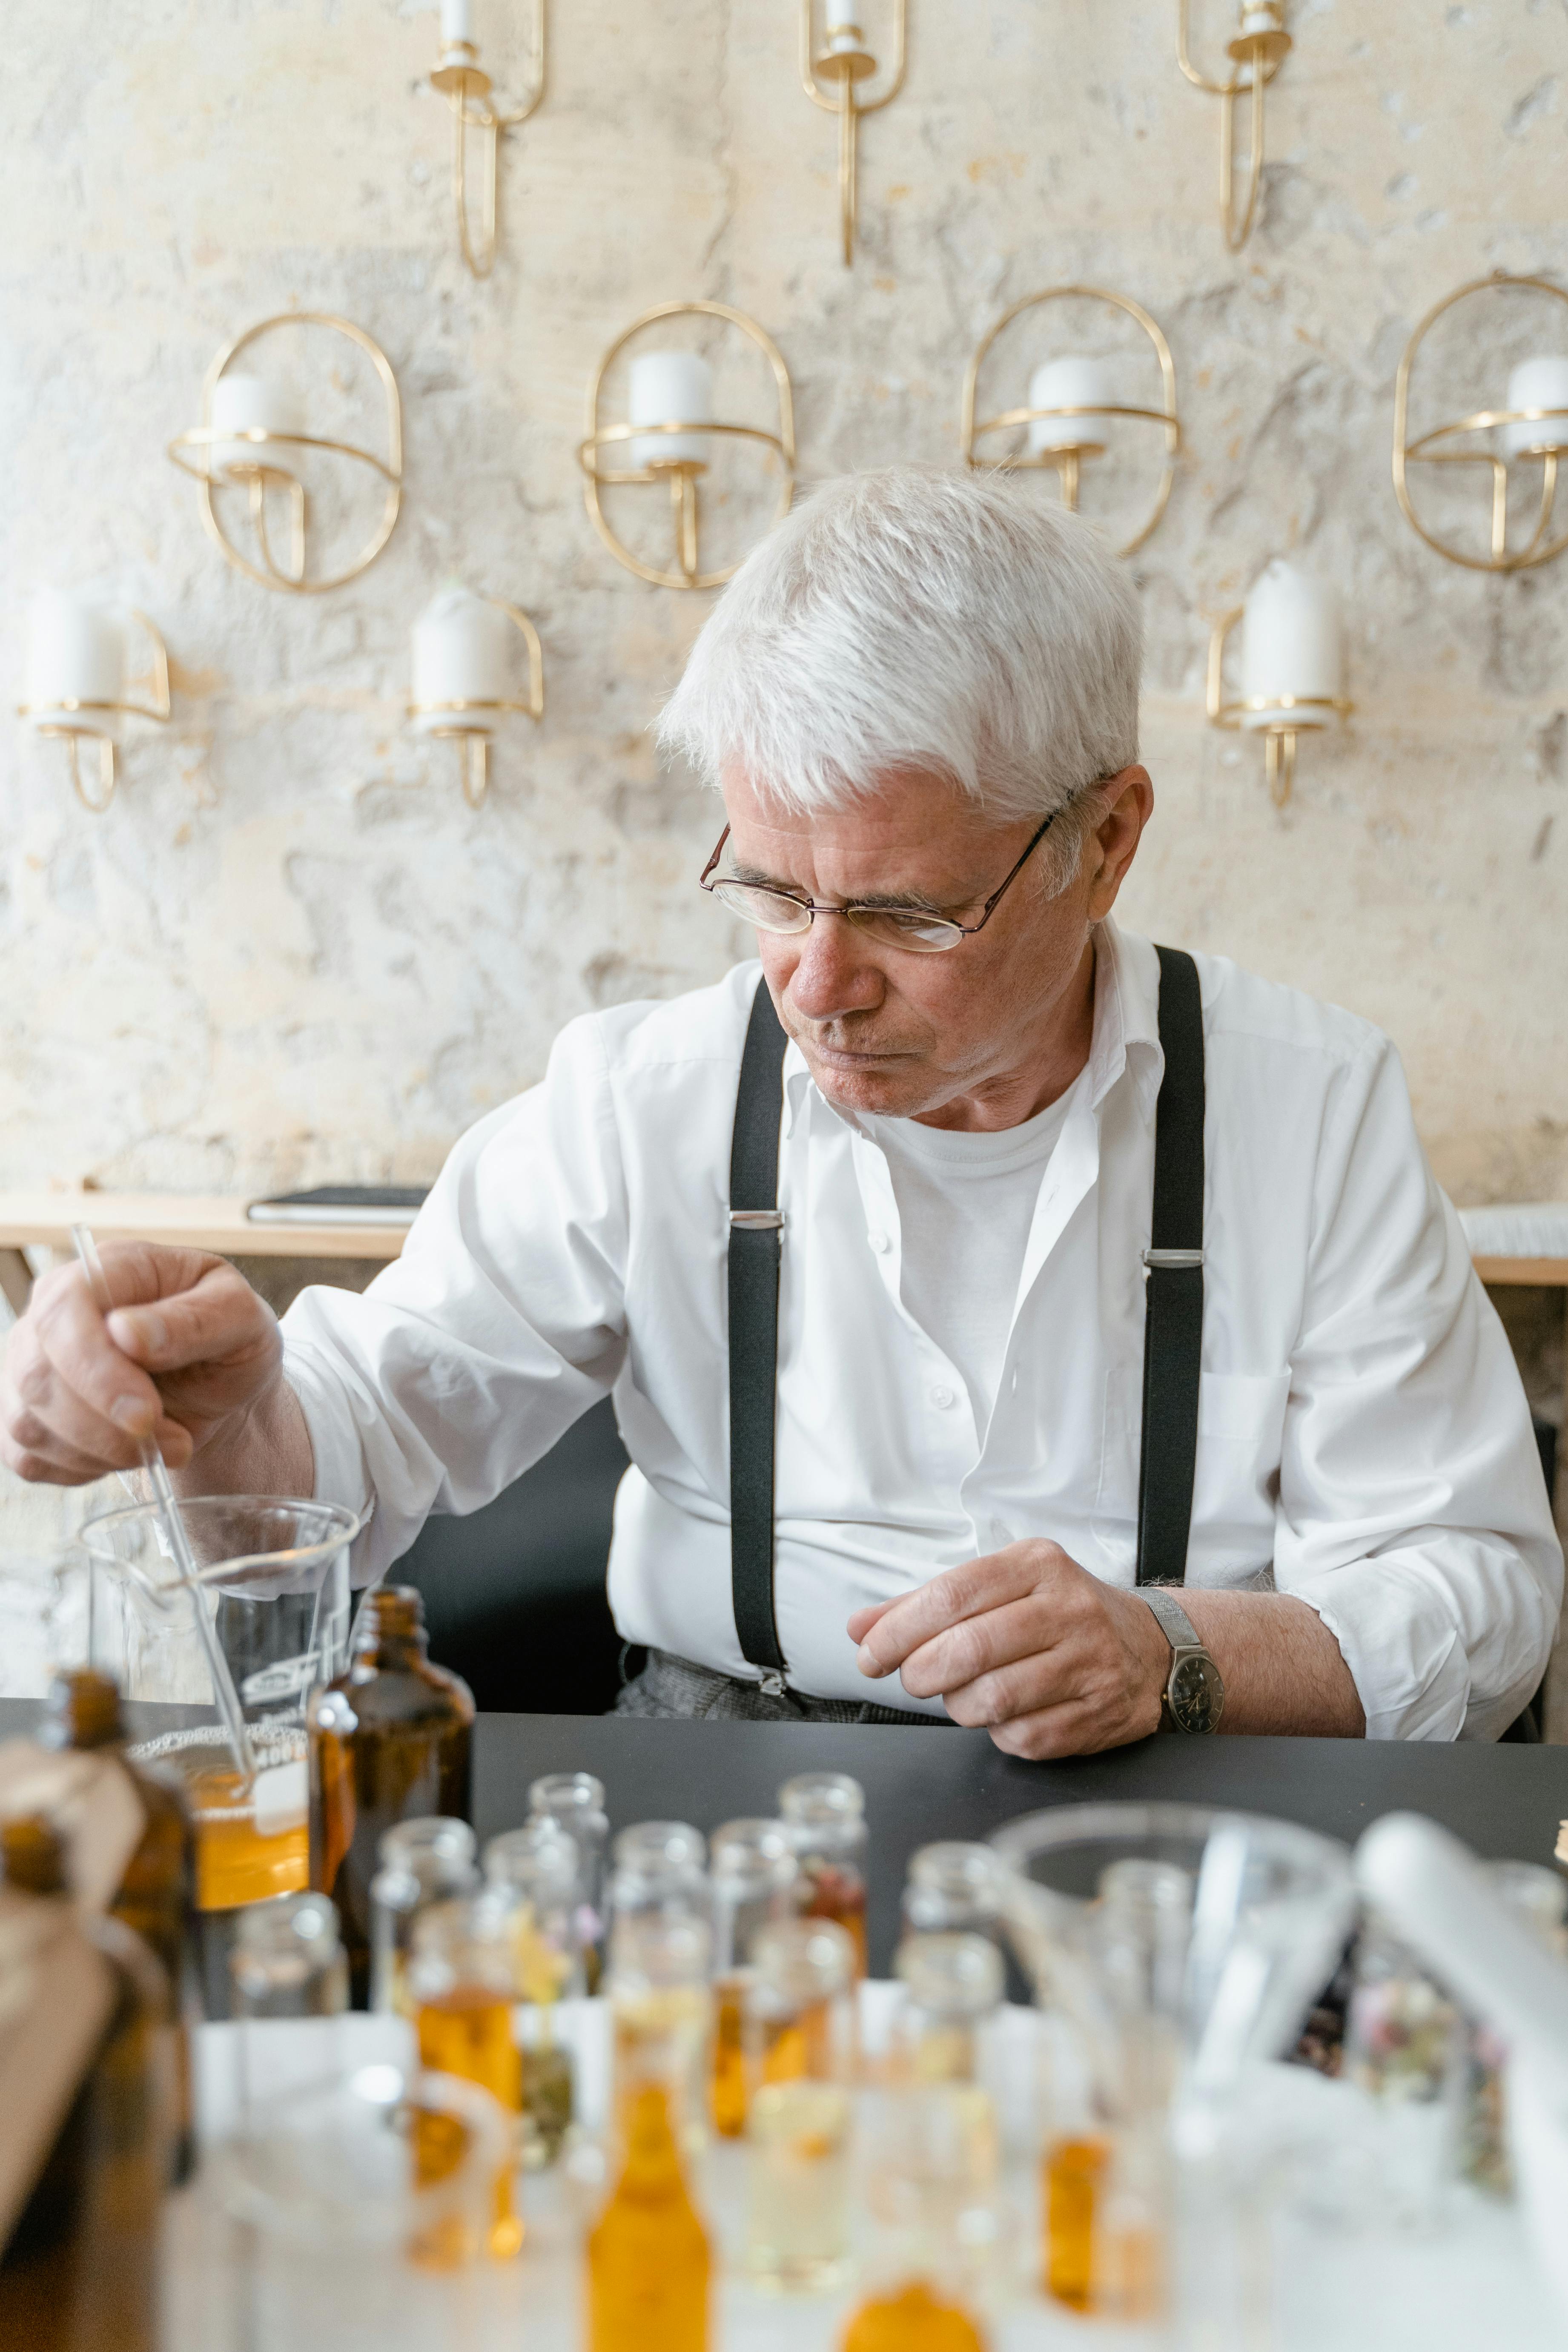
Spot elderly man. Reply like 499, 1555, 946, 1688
3, 469, 1559, 1750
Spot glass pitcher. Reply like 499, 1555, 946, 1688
80, 1496, 360, 1916
989, 1801, 1355, 2325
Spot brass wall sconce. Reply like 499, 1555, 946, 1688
800, 2, 907, 265
16, 594, 172, 813
578, 301, 796, 591
1177, 0, 1291, 252
962, 287, 1181, 557
1393, 272, 1568, 574
408, 587, 544, 808
1206, 560, 1350, 807
428, 0, 545, 279
167, 314, 403, 595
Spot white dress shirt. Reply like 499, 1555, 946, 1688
283, 920, 1562, 1741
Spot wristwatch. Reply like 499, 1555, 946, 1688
1138, 1588, 1225, 1734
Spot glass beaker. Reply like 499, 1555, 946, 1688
989, 1801, 1355, 2324
80, 1496, 359, 1916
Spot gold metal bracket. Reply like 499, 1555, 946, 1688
407, 600, 545, 809
429, 6, 546, 280
962, 287, 1182, 557
1205, 605, 1352, 809
167, 315, 403, 596
800, 2, 907, 265
16, 612, 172, 813
1178, 0, 1291, 253
1393, 272, 1568, 574
578, 301, 796, 591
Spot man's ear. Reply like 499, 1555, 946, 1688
1086, 767, 1153, 922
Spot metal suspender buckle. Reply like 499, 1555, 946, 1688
730, 1210, 785, 1230
1142, 1248, 1204, 1270
757, 1669, 788, 1697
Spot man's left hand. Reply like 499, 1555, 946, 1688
846, 1540, 1172, 1758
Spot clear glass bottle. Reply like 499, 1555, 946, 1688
409, 1894, 524, 2259
232, 1891, 350, 2019
779, 1770, 868, 1977
0, 1813, 169, 2352
370, 1816, 479, 2016
894, 1932, 1004, 2088
743, 1915, 857, 2291
529, 1770, 610, 1985
309, 1586, 475, 2006
37, 1666, 198, 2182
901, 1843, 1006, 1945
709, 1818, 797, 2138
606, 1828, 713, 2163
484, 1824, 581, 2163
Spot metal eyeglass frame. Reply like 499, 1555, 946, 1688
698, 803, 1064, 952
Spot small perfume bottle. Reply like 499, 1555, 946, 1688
893, 1932, 1004, 2088
484, 1824, 582, 2163
709, 1817, 797, 2138
743, 1916, 857, 2291
309, 1586, 475, 2007
900, 1843, 1006, 1945
529, 1770, 610, 1986
369, 1816, 479, 2015
779, 1771, 868, 1976
587, 2078, 711, 2352
230, 1890, 350, 2127
409, 1895, 525, 2259
605, 1823, 713, 2163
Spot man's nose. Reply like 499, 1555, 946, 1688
784, 909, 886, 1024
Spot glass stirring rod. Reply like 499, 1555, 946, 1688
71, 1222, 256, 1784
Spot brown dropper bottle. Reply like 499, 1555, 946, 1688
0, 1814, 167, 2352
308, 1586, 474, 2006
39, 1669, 197, 2181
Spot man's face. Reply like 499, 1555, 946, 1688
719, 762, 1150, 1123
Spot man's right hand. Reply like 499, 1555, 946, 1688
0, 1242, 284, 1486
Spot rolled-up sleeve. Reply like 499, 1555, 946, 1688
281, 1013, 631, 1586
1274, 1037, 1562, 1740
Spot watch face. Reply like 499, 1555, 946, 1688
1170, 1653, 1225, 1734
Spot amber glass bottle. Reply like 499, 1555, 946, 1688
840, 2280, 988, 2352
309, 1586, 474, 2005
588, 2083, 711, 2352
0, 1816, 168, 2352
39, 1669, 196, 2181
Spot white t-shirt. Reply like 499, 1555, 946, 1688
863, 1073, 1084, 1433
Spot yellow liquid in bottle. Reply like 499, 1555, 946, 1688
588, 2084, 710, 2352
840, 2279, 987, 2351
745, 2079, 852, 2291
711, 1977, 748, 2138
803, 1865, 868, 1978
189, 1768, 308, 1912
1042, 2133, 1109, 2311
416, 1991, 523, 2258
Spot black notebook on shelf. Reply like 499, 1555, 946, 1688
245, 1185, 430, 1228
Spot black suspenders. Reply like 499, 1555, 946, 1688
726, 947, 1205, 1683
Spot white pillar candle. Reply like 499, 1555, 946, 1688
1238, 5, 1282, 34
627, 352, 714, 471
1502, 356, 1568, 461
1026, 356, 1118, 456
410, 588, 516, 733
441, 0, 476, 46
208, 372, 307, 476
1239, 559, 1343, 729
826, 19, 864, 52
25, 594, 127, 737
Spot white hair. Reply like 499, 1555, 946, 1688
656, 465, 1143, 835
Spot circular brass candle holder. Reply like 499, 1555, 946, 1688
800, 2, 906, 265
407, 601, 545, 811
15, 613, 172, 814
1393, 272, 1568, 574
428, 9, 545, 281
1178, 0, 1291, 253
962, 287, 1181, 558
578, 301, 796, 591
167, 315, 403, 596
1205, 605, 1352, 809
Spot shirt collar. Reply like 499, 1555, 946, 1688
779, 913, 1164, 1143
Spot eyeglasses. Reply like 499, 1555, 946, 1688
697, 805, 1064, 955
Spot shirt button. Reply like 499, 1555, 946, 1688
930, 1385, 957, 1410
869, 1230, 891, 1253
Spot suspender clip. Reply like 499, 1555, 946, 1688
757, 1669, 788, 1697
1143, 1248, 1204, 1270
731, 1209, 785, 1231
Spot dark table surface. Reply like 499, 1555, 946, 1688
5, 1698, 1565, 1978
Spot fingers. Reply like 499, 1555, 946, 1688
895, 1595, 1059, 1702
106, 1261, 273, 1374
846, 1599, 895, 1648
23, 1266, 166, 1441
854, 1543, 1067, 1679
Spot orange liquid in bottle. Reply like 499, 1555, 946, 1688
189, 1769, 309, 1912
840, 2279, 987, 2351
588, 2084, 709, 2352
803, 1865, 868, 1979
1043, 2133, 1110, 2311
711, 1978, 748, 2137
416, 1991, 523, 2258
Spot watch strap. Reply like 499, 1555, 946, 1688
1139, 1586, 1202, 1653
